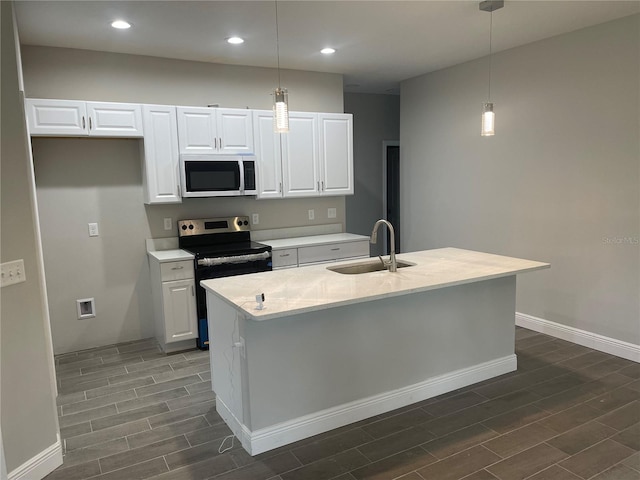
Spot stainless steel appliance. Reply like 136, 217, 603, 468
180, 155, 257, 197
178, 216, 272, 349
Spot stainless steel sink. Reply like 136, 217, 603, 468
327, 259, 415, 275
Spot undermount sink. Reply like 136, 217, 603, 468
327, 259, 415, 275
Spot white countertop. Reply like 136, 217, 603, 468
260, 233, 369, 250
201, 247, 550, 321
147, 249, 194, 263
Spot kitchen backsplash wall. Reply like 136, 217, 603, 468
22, 46, 347, 353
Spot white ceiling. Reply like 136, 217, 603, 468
14, 1, 640, 94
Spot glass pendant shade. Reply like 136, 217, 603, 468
481, 102, 495, 136
273, 87, 289, 133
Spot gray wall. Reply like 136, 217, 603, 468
401, 15, 639, 345
21, 46, 347, 354
1, 2, 59, 473
344, 93, 400, 256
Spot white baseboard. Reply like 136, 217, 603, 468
516, 312, 640, 363
8, 434, 62, 480
218, 354, 517, 455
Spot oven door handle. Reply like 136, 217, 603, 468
197, 251, 271, 267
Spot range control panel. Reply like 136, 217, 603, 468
177, 216, 251, 237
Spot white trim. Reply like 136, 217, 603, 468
7, 435, 62, 480
219, 354, 516, 455
516, 312, 640, 363
381, 140, 399, 254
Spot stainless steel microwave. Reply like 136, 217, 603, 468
180, 155, 257, 197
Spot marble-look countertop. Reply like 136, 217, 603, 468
260, 233, 369, 250
147, 249, 194, 263
201, 247, 549, 321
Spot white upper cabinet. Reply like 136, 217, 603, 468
177, 107, 253, 155
318, 113, 354, 196
253, 110, 283, 199
253, 111, 354, 199
141, 104, 181, 204
282, 112, 320, 197
25, 99, 143, 137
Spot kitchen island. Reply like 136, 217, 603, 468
201, 247, 549, 455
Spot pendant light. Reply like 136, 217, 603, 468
479, 0, 503, 136
273, 0, 289, 133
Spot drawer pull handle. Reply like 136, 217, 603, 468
171, 266, 184, 270
279, 253, 290, 257
331, 248, 340, 251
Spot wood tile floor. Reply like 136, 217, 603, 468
45, 327, 640, 480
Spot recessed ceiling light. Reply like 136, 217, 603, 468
321, 47, 336, 55
227, 36, 245, 45
111, 20, 131, 29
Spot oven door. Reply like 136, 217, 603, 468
194, 255, 272, 349
180, 155, 254, 197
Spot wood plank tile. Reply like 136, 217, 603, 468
546, 421, 617, 455
481, 404, 551, 434
147, 399, 216, 428
59, 366, 127, 384
361, 408, 432, 439
65, 419, 151, 451
559, 439, 635, 479
291, 428, 374, 465
486, 443, 568, 480
280, 449, 370, 480
62, 389, 137, 415
525, 465, 582, 480
596, 401, 640, 430
185, 421, 233, 447
61, 438, 129, 468
349, 446, 436, 480
591, 464, 640, 480
85, 377, 155, 400
422, 391, 488, 417
585, 387, 639, 413
134, 375, 201, 398
623, 451, 640, 472
115, 387, 189, 413
41, 460, 101, 480
59, 404, 118, 428
461, 470, 499, 480
357, 423, 435, 463
416, 445, 501, 480
60, 421, 92, 440
185, 380, 212, 395
56, 391, 87, 407
107, 364, 173, 385
91, 403, 170, 431
483, 422, 557, 458
421, 423, 499, 460
612, 422, 640, 451
124, 355, 186, 373
165, 390, 216, 410
126, 416, 210, 449
144, 454, 236, 480
58, 377, 110, 395
92, 457, 168, 480
537, 404, 604, 434
152, 363, 210, 383
99, 435, 190, 473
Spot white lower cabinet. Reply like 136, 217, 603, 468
149, 258, 198, 352
269, 237, 369, 269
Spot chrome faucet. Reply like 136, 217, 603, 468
370, 219, 397, 272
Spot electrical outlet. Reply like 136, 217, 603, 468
1, 259, 26, 287
88, 222, 99, 237
308, 209, 315, 220
328, 208, 337, 219
163, 218, 173, 230
252, 213, 259, 225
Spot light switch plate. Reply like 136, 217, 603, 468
308, 209, 315, 220
164, 218, 173, 230
1, 259, 26, 287
88, 222, 99, 237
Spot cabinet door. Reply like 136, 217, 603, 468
318, 113, 354, 195
162, 279, 197, 343
282, 113, 320, 197
177, 107, 217, 154
25, 98, 88, 136
142, 105, 181, 204
86, 102, 143, 137
253, 110, 283, 199
217, 108, 254, 154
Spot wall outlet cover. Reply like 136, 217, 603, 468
164, 218, 173, 230
88, 222, 99, 237
252, 213, 259, 225
328, 208, 337, 219
308, 209, 315, 221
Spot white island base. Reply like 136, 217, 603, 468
203, 248, 549, 455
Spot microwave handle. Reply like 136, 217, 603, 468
239, 160, 245, 194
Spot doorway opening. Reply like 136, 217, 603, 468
382, 141, 400, 255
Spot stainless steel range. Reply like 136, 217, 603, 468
178, 216, 272, 349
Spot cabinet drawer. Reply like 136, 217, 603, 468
160, 261, 194, 281
298, 241, 370, 265
272, 248, 298, 269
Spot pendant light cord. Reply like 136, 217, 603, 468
275, 0, 282, 88
488, 9, 493, 101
